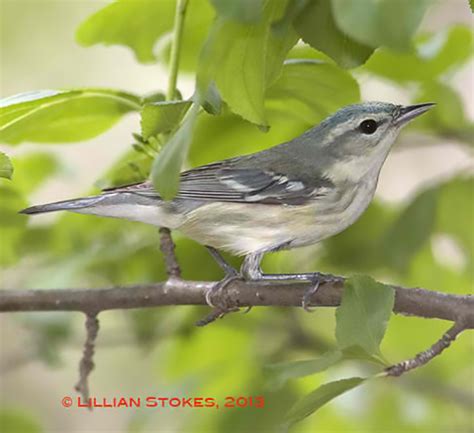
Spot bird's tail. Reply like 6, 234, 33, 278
20, 195, 108, 215
19, 192, 180, 228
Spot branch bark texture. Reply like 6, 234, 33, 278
1, 278, 473, 328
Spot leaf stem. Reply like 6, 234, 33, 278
166, 0, 189, 100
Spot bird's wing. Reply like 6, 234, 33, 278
108, 159, 332, 206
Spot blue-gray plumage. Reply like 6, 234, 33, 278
21, 101, 434, 308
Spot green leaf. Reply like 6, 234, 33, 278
284, 377, 365, 427
96, 148, 152, 190
198, 17, 267, 126
380, 188, 438, 273
198, 0, 298, 126
331, 0, 432, 51
266, 60, 360, 124
76, 0, 214, 70
363, 26, 474, 82
265, 350, 342, 389
335, 275, 394, 357
265, 13, 300, 86
141, 100, 192, 140
151, 104, 199, 200
210, 0, 264, 23
0, 152, 13, 179
293, 0, 374, 68
0, 89, 141, 144
76, 0, 174, 63
0, 408, 43, 433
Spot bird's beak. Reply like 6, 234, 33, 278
395, 103, 435, 126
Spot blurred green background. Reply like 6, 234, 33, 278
0, 0, 473, 432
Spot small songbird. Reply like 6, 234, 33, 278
21, 102, 434, 308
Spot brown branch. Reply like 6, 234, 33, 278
0, 279, 472, 328
158, 228, 181, 279
74, 312, 99, 407
385, 321, 467, 377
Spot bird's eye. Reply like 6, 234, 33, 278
359, 119, 378, 135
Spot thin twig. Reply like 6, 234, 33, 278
157, 0, 189, 276
158, 228, 181, 279
74, 312, 99, 407
385, 321, 467, 376
166, 0, 189, 100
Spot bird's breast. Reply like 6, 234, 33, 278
176, 177, 378, 256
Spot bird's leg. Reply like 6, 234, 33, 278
204, 246, 240, 308
241, 253, 342, 311
206, 246, 238, 277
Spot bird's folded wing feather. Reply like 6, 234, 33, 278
108, 160, 331, 206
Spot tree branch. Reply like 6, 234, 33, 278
158, 228, 181, 279
385, 321, 467, 376
1, 278, 472, 328
74, 312, 99, 407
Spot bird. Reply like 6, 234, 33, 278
21, 101, 434, 309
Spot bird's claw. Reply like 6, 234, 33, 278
204, 273, 240, 308
198, 273, 242, 326
302, 275, 321, 312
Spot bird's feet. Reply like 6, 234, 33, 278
197, 247, 243, 326
204, 271, 240, 308
240, 254, 342, 311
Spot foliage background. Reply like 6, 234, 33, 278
0, 0, 473, 432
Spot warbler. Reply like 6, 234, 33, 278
21, 102, 434, 308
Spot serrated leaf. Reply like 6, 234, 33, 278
331, 0, 432, 51
265, 350, 342, 389
363, 26, 474, 82
141, 100, 192, 140
284, 377, 365, 427
197, 0, 298, 126
336, 275, 394, 357
151, 104, 199, 200
198, 17, 268, 126
0, 152, 13, 179
293, 0, 373, 68
0, 89, 141, 144
266, 60, 360, 124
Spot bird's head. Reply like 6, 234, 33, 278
314, 101, 435, 182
